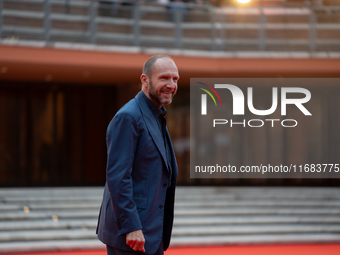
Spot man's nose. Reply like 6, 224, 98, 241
167, 80, 177, 90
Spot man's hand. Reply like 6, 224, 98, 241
126, 229, 145, 252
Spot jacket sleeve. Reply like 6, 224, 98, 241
106, 111, 142, 235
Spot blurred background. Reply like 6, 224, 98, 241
0, 0, 340, 253
1, 0, 340, 187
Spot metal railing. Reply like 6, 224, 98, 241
0, 0, 340, 52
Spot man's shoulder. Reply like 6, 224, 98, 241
117, 97, 139, 116
111, 96, 142, 124
106, 99, 140, 133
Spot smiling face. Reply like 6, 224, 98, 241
141, 57, 179, 108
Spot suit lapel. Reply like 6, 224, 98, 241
135, 92, 169, 171
165, 126, 178, 181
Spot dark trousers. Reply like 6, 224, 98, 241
107, 237, 164, 255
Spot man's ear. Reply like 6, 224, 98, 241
140, 74, 149, 89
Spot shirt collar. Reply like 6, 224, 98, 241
141, 91, 167, 119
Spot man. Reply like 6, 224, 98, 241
96, 55, 179, 255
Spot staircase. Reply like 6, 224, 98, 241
1, 187, 340, 253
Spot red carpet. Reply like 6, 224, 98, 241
4, 244, 340, 255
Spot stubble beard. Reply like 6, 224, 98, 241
148, 79, 175, 106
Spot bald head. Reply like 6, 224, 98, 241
142, 55, 174, 79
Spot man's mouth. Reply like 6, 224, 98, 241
161, 90, 174, 96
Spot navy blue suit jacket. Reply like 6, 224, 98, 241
97, 91, 178, 254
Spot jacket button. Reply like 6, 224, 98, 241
163, 183, 167, 187
159, 205, 164, 209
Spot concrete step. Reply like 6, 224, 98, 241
1, 224, 339, 243
175, 200, 340, 207
5, 200, 340, 210
2, 196, 102, 203
0, 239, 104, 254
172, 224, 340, 236
0, 211, 99, 221
170, 233, 340, 246
0, 219, 98, 231
3, 200, 340, 213
0, 187, 103, 197
0, 229, 96, 242
0, 204, 22, 211
1, 215, 340, 232
8, 203, 102, 211
0, 187, 339, 253
173, 215, 340, 225
174, 207, 340, 216
1, 187, 339, 197
3, 196, 340, 206
175, 187, 340, 198
2, 207, 339, 222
